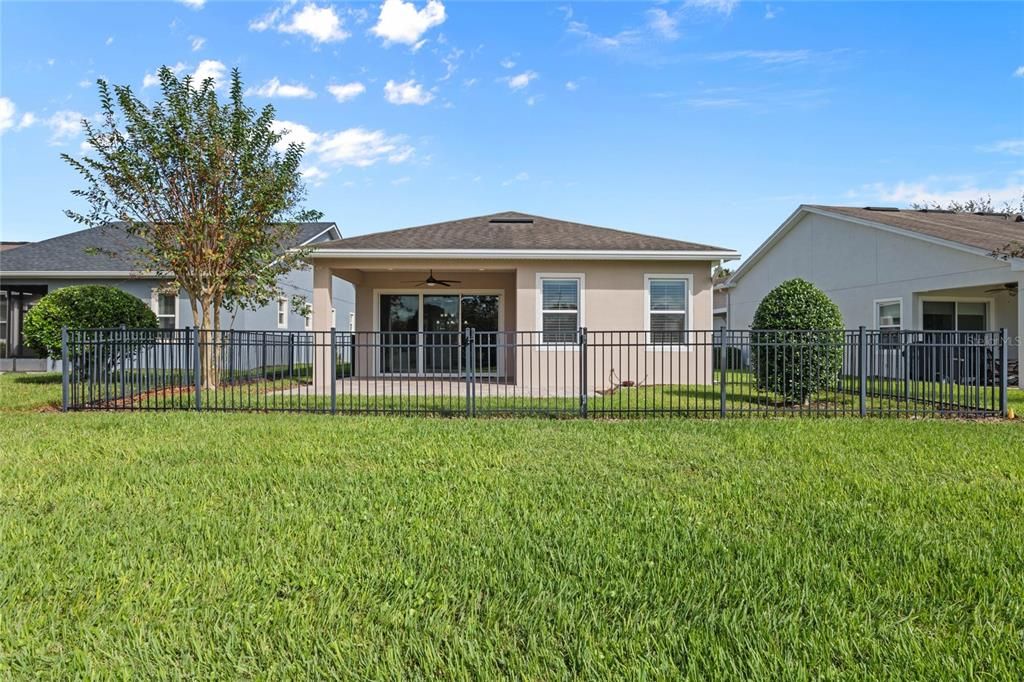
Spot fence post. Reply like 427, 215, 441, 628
61, 326, 69, 412
330, 327, 337, 415
288, 333, 295, 379
1000, 328, 1008, 417
465, 327, 476, 417
579, 327, 588, 418
193, 325, 202, 412
719, 330, 728, 418
858, 325, 867, 417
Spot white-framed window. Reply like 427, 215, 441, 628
0, 290, 9, 358
277, 298, 288, 329
152, 288, 178, 330
538, 274, 583, 343
645, 274, 690, 344
875, 298, 902, 347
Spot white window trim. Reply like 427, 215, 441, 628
874, 297, 903, 330
277, 297, 288, 329
150, 287, 180, 329
644, 273, 694, 349
918, 296, 995, 332
536, 273, 585, 347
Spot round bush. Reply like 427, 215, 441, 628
22, 285, 159, 359
750, 278, 844, 404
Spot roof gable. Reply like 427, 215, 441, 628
728, 205, 1022, 285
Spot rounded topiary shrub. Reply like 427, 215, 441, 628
22, 285, 159, 360
750, 278, 844, 404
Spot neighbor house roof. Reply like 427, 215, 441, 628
727, 205, 1024, 286
0, 242, 29, 252
0, 222, 338, 277
308, 211, 738, 260
805, 205, 1024, 254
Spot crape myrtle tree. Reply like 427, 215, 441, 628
63, 66, 321, 387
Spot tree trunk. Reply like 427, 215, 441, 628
199, 300, 219, 390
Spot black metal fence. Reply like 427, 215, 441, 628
61, 327, 1010, 418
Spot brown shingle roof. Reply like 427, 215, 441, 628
808, 205, 1024, 253
313, 211, 734, 253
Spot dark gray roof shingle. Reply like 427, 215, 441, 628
0, 222, 337, 274
808, 205, 1024, 253
312, 211, 733, 252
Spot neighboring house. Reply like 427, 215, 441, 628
1, 242, 29, 252
0, 223, 354, 370
724, 205, 1023, 365
305, 211, 739, 384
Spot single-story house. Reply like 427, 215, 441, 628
305, 211, 739, 387
0, 222, 354, 370
724, 204, 1023, 366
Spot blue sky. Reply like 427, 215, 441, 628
1, 0, 1022, 260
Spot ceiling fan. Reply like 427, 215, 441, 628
401, 270, 462, 288
984, 282, 1018, 297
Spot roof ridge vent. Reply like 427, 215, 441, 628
489, 217, 535, 224
863, 206, 900, 212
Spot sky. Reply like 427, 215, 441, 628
1, 0, 1022, 261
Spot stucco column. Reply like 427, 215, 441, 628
312, 263, 334, 393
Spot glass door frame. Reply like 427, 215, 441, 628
373, 289, 504, 377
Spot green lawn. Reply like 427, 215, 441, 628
1, 372, 1023, 677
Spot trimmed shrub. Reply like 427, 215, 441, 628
22, 285, 159, 360
750, 278, 844, 404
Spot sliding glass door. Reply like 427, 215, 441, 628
378, 292, 501, 375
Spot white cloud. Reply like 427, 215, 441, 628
177, 0, 206, 8
301, 165, 328, 186
0, 98, 17, 134
247, 77, 316, 99
1015, 66, 1024, 78
318, 127, 414, 166
327, 82, 366, 102
192, 60, 228, 89
855, 177, 1024, 208
704, 50, 814, 65
190, 36, 206, 51
280, 3, 350, 43
504, 70, 538, 90
271, 119, 321, 151
272, 119, 415, 169
565, 80, 579, 91
500, 57, 516, 69
250, 1, 296, 31
685, 0, 739, 15
105, 36, 114, 46
463, 77, 478, 87
384, 79, 434, 105
46, 111, 84, 145
764, 4, 778, 20
0, 99, 34, 135
439, 47, 463, 81
143, 62, 187, 88
646, 9, 679, 40
688, 97, 745, 108
566, 20, 643, 52
391, 176, 411, 185
502, 171, 529, 186
981, 140, 1024, 156
371, 0, 446, 47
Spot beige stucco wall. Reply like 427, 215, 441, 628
312, 257, 719, 389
